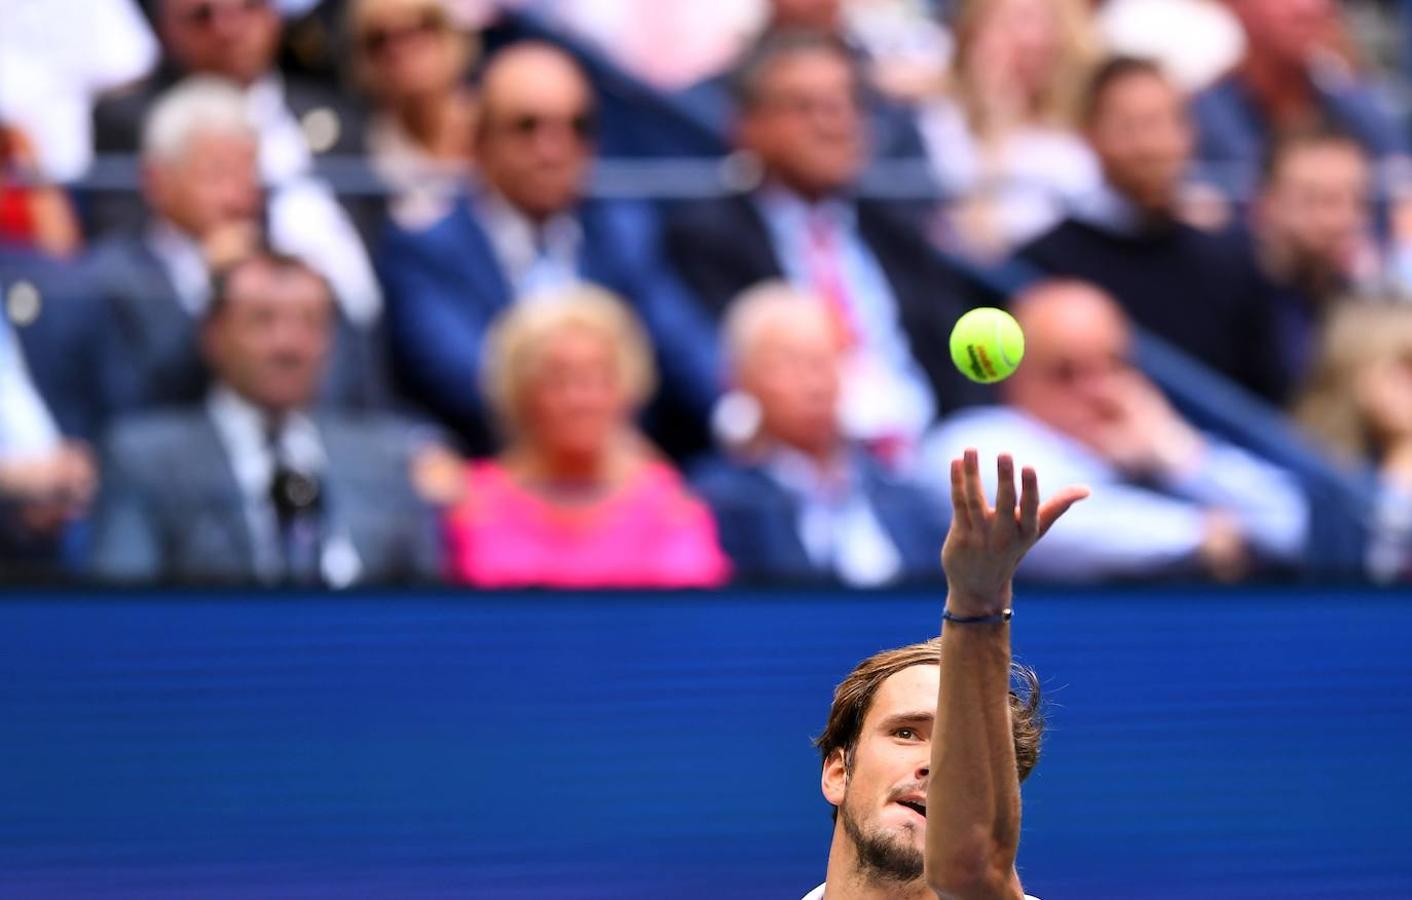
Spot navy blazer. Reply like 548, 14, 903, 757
377, 195, 720, 452
89, 407, 442, 585
83, 236, 391, 414
665, 192, 992, 415
690, 451, 947, 583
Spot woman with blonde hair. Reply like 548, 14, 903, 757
347, 0, 479, 213
920, 0, 1103, 258
444, 287, 730, 588
1296, 300, 1412, 581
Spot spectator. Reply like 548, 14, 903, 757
0, 125, 83, 258
666, 30, 988, 460
93, 0, 366, 184
1252, 128, 1377, 382
0, 312, 94, 574
691, 284, 946, 586
89, 251, 442, 586
378, 41, 719, 454
1016, 56, 1289, 403
1190, 0, 1409, 202
0, 0, 158, 181
1295, 301, 1412, 582
922, 280, 1309, 583
920, 0, 1102, 257
444, 287, 728, 588
84, 78, 387, 409
677, 0, 928, 161
348, 0, 479, 217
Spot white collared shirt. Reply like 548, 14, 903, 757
476, 189, 584, 300
763, 445, 902, 587
146, 219, 211, 317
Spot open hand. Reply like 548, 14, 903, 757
942, 449, 1089, 615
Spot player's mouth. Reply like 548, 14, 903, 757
896, 798, 926, 819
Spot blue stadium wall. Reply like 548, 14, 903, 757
2, 588, 1409, 899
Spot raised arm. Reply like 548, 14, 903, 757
925, 450, 1087, 900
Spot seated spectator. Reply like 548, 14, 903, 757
1017, 56, 1289, 403
1190, 0, 1408, 203
0, 125, 83, 258
0, 0, 158, 182
922, 280, 1309, 583
348, 0, 479, 217
84, 78, 386, 409
445, 288, 728, 588
89, 251, 442, 586
920, 0, 1102, 257
1295, 301, 1412, 582
0, 313, 94, 574
1252, 128, 1377, 382
378, 41, 718, 454
677, 0, 927, 160
691, 284, 946, 585
666, 30, 987, 460
93, 0, 366, 184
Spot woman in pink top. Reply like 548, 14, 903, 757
446, 286, 730, 588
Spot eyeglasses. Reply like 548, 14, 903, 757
178, 0, 269, 28
361, 9, 447, 56
496, 112, 598, 142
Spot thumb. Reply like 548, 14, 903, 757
1036, 485, 1090, 539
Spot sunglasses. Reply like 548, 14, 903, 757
361, 9, 447, 56
497, 112, 597, 142
178, 0, 269, 27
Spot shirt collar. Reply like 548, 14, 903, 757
761, 443, 857, 503
146, 219, 211, 316
207, 385, 325, 501
475, 188, 582, 284
756, 183, 857, 232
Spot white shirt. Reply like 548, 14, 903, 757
206, 387, 363, 587
919, 406, 1309, 582
0, 312, 60, 459
147, 220, 212, 318
763, 446, 903, 587
756, 188, 937, 446
802, 883, 1039, 899
476, 189, 584, 300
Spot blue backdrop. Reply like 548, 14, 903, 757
2, 588, 1409, 899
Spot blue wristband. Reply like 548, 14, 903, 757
942, 608, 1013, 625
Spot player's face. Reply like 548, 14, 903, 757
823, 665, 937, 881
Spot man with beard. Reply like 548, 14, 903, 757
804, 449, 1088, 899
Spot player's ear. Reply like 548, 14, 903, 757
821, 748, 848, 806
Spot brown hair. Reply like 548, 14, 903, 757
814, 638, 1044, 800
1261, 125, 1367, 185
1081, 55, 1168, 125
1295, 299, 1412, 463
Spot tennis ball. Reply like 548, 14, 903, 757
949, 307, 1025, 383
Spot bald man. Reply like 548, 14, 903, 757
919, 280, 1309, 583
378, 41, 719, 454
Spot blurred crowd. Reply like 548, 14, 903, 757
2, 0, 1411, 587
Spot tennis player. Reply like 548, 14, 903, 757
803, 449, 1088, 899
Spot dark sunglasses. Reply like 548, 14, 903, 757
179, 0, 269, 27
499, 112, 597, 141
361, 10, 447, 56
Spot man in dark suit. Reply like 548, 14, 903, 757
84, 77, 386, 412
1016, 57, 1289, 404
92, 0, 365, 175
89, 251, 441, 586
692, 285, 946, 585
666, 30, 984, 457
378, 41, 719, 454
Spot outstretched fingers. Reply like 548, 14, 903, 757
1037, 485, 1091, 539
950, 457, 970, 531
962, 448, 989, 527
1018, 466, 1040, 539
994, 454, 1017, 532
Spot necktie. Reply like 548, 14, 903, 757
805, 209, 859, 350
265, 420, 325, 586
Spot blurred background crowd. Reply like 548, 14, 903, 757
1, 0, 1410, 588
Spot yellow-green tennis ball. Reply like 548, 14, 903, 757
950, 307, 1025, 383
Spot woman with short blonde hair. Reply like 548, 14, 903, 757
445, 287, 729, 588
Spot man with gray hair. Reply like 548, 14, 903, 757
691, 282, 945, 585
83, 76, 386, 412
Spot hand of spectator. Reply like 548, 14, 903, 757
1198, 510, 1250, 583
1090, 371, 1206, 481
942, 449, 1088, 616
410, 443, 468, 507
202, 221, 263, 271
0, 442, 96, 535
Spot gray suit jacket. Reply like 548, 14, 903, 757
83, 236, 390, 412
89, 408, 443, 585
